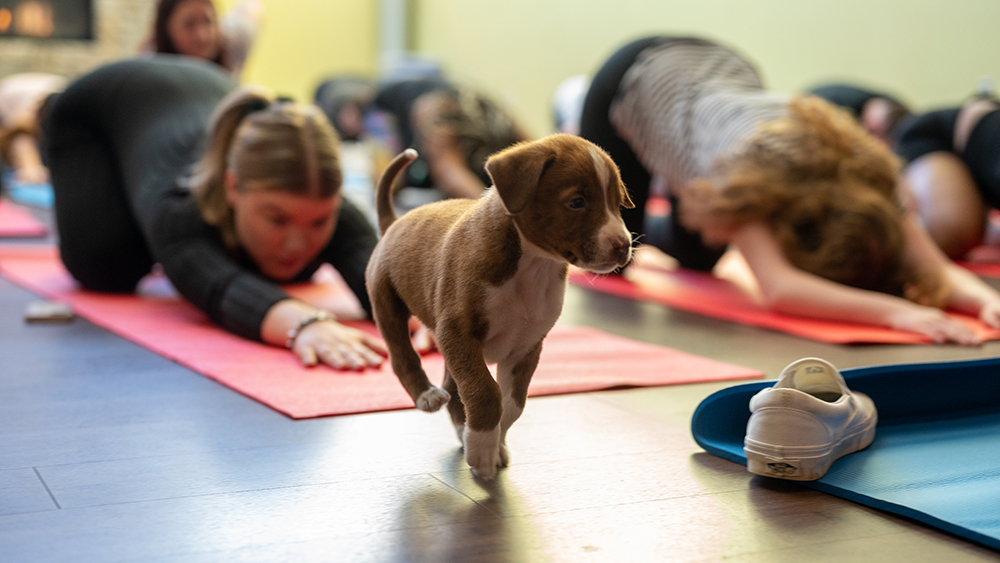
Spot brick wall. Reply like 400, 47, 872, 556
0, 0, 155, 79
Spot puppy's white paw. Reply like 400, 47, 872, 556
498, 443, 509, 468
464, 426, 502, 480
416, 387, 450, 412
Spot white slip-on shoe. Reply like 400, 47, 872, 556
744, 357, 877, 481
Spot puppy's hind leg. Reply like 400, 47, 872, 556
371, 280, 449, 412
496, 340, 543, 468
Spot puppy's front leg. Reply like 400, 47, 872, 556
438, 324, 503, 480
442, 367, 467, 444
496, 340, 543, 468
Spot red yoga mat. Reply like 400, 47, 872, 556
959, 245, 1000, 278
0, 200, 47, 238
569, 265, 1000, 344
0, 246, 762, 419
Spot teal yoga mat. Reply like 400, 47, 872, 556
692, 357, 1000, 551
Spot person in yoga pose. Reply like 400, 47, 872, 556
894, 96, 1000, 260
808, 81, 1000, 261
0, 72, 66, 185
579, 36, 1000, 344
362, 77, 531, 200
806, 82, 912, 147
145, 0, 262, 78
42, 56, 386, 370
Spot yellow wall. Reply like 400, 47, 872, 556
413, 0, 1000, 137
217, 0, 379, 104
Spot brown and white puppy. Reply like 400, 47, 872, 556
365, 134, 633, 479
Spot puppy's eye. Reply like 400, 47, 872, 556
567, 197, 586, 210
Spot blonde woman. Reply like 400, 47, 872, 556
43, 57, 386, 369
580, 36, 1000, 343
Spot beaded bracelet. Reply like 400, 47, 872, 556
285, 310, 336, 348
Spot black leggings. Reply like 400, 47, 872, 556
964, 110, 1000, 207
578, 36, 726, 271
895, 107, 1000, 208
42, 56, 235, 292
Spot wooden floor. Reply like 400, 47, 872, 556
2, 204, 1000, 562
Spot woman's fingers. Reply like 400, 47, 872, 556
928, 319, 980, 346
297, 345, 319, 367
316, 341, 384, 370
412, 326, 435, 354
892, 306, 982, 346
979, 303, 1000, 328
407, 318, 436, 354
361, 333, 389, 357
293, 322, 387, 371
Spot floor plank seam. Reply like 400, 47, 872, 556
32, 466, 61, 510
427, 469, 755, 520
30, 473, 464, 512
14, 439, 396, 472
426, 472, 506, 519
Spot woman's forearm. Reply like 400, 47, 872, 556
428, 149, 486, 199
752, 260, 911, 325
260, 298, 317, 347
8, 133, 48, 183
733, 221, 977, 344
943, 263, 1000, 316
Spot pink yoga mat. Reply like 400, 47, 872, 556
959, 245, 1000, 278
959, 261, 1000, 279
569, 266, 1000, 344
0, 200, 47, 238
0, 246, 762, 419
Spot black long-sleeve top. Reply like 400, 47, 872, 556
44, 56, 376, 342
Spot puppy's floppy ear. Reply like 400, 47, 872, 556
619, 180, 635, 209
485, 141, 555, 215
598, 147, 634, 209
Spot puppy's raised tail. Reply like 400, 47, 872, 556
375, 148, 418, 236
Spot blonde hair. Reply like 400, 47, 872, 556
681, 96, 944, 304
191, 85, 343, 249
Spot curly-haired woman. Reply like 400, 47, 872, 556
580, 36, 1000, 343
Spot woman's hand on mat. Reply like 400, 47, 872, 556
409, 317, 436, 354
15, 163, 49, 185
977, 299, 1000, 329
888, 306, 980, 345
937, 263, 1000, 330
293, 321, 388, 370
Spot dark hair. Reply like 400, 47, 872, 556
313, 76, 376, 141
881, 98, 912, 142
152, 0, 227, 69
414, 87, 529, 184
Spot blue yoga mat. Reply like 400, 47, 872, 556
692, 357, 1000, 551
6, 183, 54, 209
2, 171, 54, 209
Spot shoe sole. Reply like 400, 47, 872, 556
744, 422, 876, 481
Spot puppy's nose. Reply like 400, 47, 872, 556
612, 237, 631, 264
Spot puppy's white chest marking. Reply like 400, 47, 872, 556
481, 256, 565, 365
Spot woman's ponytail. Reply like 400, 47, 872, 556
190, 85, 274, 249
